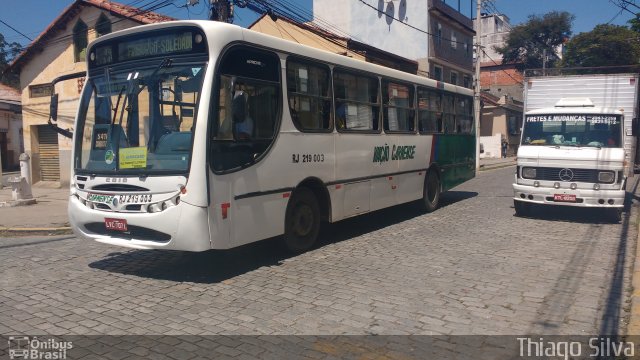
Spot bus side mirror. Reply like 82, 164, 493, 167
633, 118, 638, 137
50, 93, 59, 123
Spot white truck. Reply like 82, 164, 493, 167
513, 73, 639, 221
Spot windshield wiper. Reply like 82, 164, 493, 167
111, 85, 126, 125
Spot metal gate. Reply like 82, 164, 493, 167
37, 125, 60, 181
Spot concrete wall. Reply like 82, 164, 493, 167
19, 6, 143, 185
480, 134, 501, 158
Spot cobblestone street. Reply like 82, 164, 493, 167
0, 166, 637, 336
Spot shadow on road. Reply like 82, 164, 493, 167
515, 205, 625, 225
598, 176, 639, 336
88, 190, 478, 284
529, 177, 638, 335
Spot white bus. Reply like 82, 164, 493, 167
57, 21, 476, 252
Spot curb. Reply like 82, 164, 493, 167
479, 163, 516, 172
627, 211, 640, 334
0, 226, 73, 235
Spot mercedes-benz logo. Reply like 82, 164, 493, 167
559, 168, 574, 182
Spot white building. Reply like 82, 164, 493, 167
313, 0, 474, 86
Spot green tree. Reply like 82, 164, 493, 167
629, 13, 640, 33
562, 24, 640, 70
0, 32, 22, 88
495, 11, 574, 72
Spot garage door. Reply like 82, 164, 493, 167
37, 125, 60, 181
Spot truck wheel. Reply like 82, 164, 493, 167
422, 170, 441, 213
283, 188, 320, 253
514, 200, 530, 217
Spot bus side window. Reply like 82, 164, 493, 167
286, 58, 332, 132
333, 70, 379, 132
215, 75, 234, 140
418, 87, 443, 134
383, 79, 415, 133
443, 93, 456, 133
211, 45, 281, 173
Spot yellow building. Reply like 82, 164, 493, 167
6, 0, 174, 185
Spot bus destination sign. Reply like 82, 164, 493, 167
118, 32, 193, 62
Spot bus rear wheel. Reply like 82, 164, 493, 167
422, 170, 441, 213
283, 188, 320, 253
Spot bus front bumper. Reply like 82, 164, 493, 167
512, 183, 625, 208
68, 195, 211, 251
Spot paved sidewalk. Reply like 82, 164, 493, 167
0, 182, 70, 230
479, 155, 516, 171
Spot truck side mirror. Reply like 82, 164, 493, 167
50, 93, 59, 123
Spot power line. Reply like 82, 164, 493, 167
0, 18, 33, 42
12, 0, 179, 53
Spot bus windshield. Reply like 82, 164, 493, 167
75, 59, 206, 174
521, 114, 622, 148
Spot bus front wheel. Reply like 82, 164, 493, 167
283, 188, 320, 253
422, 170, 441, 213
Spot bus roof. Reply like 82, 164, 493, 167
88, 20, 473, 97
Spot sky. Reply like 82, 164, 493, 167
0, 0, 636, 48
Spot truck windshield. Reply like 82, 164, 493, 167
522, 114, 622, 148
75, 59, 206, 174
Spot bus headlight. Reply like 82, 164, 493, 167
598, 171, 615, 183
522, 167, 537, 179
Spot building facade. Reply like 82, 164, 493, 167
7, 0, 173, 185
475, 13, 523, 101
0, 84, 23, 171
249, 14, 418, 74
480, 91, 523, 157
312, 0, 474, 87
427, 0, 474, 87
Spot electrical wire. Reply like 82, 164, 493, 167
0, 18, 33, 42
10, 0, 179, 54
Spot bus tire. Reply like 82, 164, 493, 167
422, 169, 441, 213
514, 200, 530, 217
283, 187, 321, 253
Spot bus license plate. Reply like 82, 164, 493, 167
553, 194, 576, 202
105, 218, 128, 231
118, 194, 152, 204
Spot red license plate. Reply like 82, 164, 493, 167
553, 194, 577, 202
105, 218, 128, 231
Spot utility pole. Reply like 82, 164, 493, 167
209, 0, 234, 23
474, 0, 482, 175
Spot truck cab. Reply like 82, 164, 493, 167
513, 98, 626, 221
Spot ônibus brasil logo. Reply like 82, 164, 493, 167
8, 336, 72, 359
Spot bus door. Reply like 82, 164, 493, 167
209, 45, 282, 248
